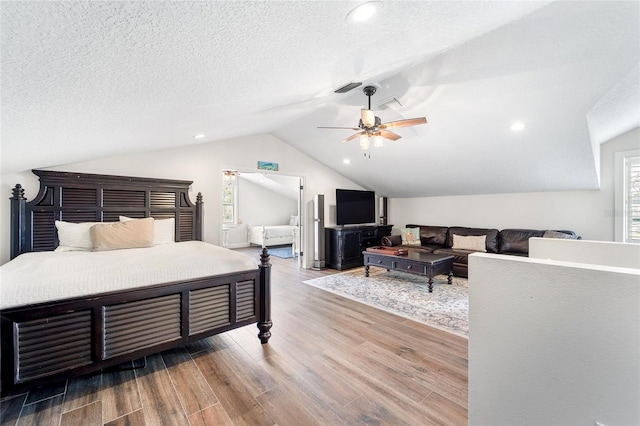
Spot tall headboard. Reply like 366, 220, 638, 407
10, 170, 203, 259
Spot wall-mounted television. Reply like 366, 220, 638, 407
336, 189, 376, 226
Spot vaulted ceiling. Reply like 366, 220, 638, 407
2, 1, 639, 197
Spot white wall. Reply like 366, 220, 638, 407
238, 176, 297, 227
3, 128, 637, 263
468, 252, 640, 426
388, 127, 640, 241
530, 237, 640, 269
0, 133, 361, 267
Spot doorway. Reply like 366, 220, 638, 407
221, 170, 304, 267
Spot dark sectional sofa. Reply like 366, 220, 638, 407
381, 225, 580, 278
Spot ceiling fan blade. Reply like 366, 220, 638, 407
379, 117, 427, 130
341, 132, 364, 143
378, 130, 402, 141
318, 126, 361, 131
361, 109, 376, 127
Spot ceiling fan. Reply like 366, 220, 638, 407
318, 85, 427, 149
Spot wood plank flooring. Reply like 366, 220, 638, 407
0, 247, 468, 425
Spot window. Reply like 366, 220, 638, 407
615, 150, 640, 243
222, 171, 238, 225
625, 155, 640, 242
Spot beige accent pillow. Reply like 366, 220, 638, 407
120, 215, 175, 245
55, 220, 99, 252
91, 217, 154, 251
452, 234, 487, 252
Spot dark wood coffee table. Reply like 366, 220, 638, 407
363, 250, 454, 292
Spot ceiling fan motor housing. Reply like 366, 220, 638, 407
363, 85, 377, 97
359, 115, 382, 131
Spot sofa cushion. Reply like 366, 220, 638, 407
433, 248, 473, 265
446, 227, 499, 253
419, 244, 441, 253
417, 225, 448, 246
499, 229, 545, 254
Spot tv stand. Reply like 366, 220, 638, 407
325, 224, 393, 270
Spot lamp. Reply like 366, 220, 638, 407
359, 134, 370, 150
361, 109, 375, 127
373, 134, 383, 147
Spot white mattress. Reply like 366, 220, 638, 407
0, 241, 258, 309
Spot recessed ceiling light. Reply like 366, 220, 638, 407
193, 134, 205, 139
346, 1, 381, 23
510, 122, 525, 131
343, 159, 351, 164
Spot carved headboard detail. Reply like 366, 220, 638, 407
10, 170, 203, 259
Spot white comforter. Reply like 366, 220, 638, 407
0, 241, 258, 309
255, 225, 296, 238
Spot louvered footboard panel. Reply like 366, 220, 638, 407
189, 285, 231, 335
237, 280, 256, 321
104, 294, 181, 358
15, 311, 92, 383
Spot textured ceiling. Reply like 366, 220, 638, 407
2, 1, 639, 197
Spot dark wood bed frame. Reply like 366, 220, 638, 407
1, 170, 272, 396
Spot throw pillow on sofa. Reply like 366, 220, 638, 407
401, 228, 421, 245
452, 234, 487, 252
543, 230, 578, 239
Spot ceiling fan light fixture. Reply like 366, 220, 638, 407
346, 1, 381, 23
359, 134, 370, 150
373, 134, 384, 147
361, 109, 376, 127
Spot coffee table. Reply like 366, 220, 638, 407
363, 250, 454, 293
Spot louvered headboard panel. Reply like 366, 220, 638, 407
10, 170, 203, 259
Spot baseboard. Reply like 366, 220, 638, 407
226, 242, 250, 249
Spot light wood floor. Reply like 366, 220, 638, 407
0, 247, 468, 425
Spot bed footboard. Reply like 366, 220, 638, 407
0, 251, 272, 396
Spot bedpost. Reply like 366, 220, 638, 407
195, 192, 203, 241
257, 248, 272, 343
10, 184, 26, 260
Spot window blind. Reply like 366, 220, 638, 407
626, 156, 640, 243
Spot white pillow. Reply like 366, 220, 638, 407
452, 234, 487, 252
289, 215, 299, 226
401, 228, 421, 245
120, 216, 175, 245
55, 220, 99, 252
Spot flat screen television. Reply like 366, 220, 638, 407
336, 189, 376, 226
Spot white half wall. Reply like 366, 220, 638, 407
0, 133, 361, 267
530, 237, 640, 269
388, 127, 640, 241
468, 252, 640, 426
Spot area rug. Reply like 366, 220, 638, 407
269, 246, 294, 258
303, 267, 468, 338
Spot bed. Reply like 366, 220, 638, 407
248, 224, 298, 247
0, 170, 272, 396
